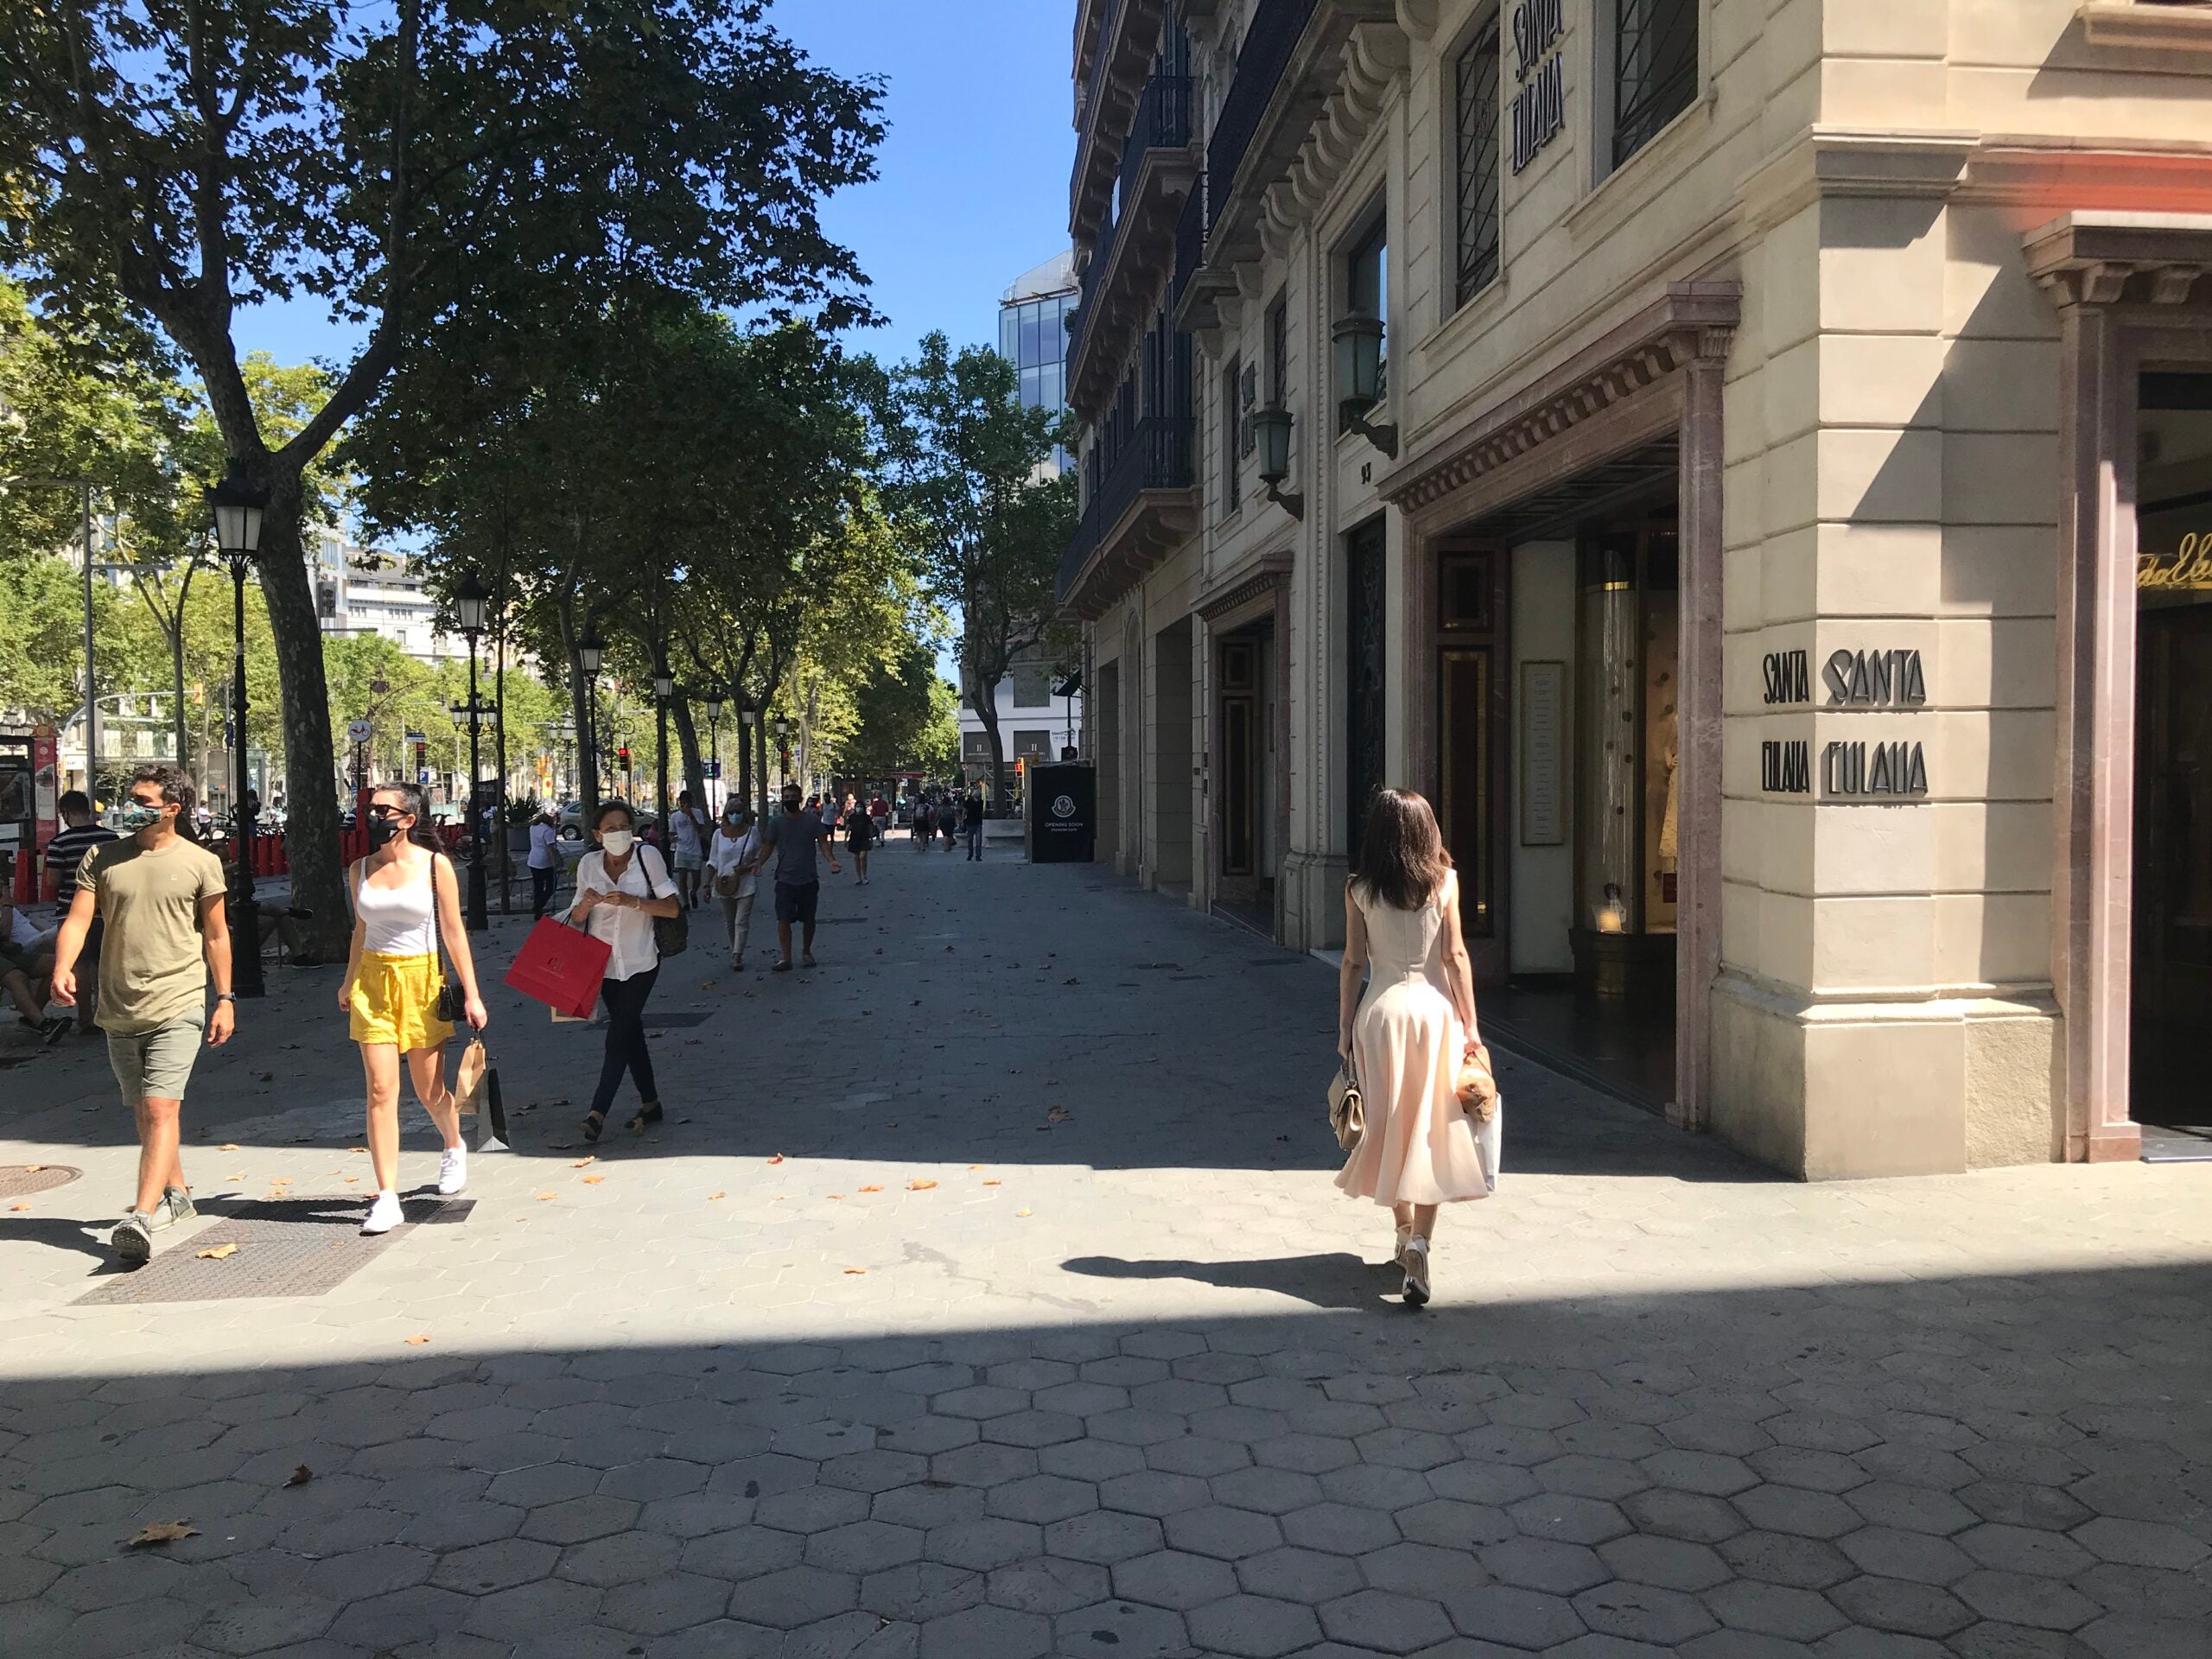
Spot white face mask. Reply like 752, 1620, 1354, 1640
601, 829, 634, 856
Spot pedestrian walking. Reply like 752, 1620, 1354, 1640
527, 801, 563, 919
46, 766, 233, 1265
340, 785, 486, 1235
1333, 787, 1497, 1306
573, 802, 682, 1142
942, 790, 959, 852
41, 791, 117, 1037
709, 806, 760, 969
668, 791, 709, 908
963, 785, 985, 861
914, 799, 934, 847
748, 783, 842, 972
843, 789, 875, 885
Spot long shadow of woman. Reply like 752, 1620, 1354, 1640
1061, 1252, 1396, 1313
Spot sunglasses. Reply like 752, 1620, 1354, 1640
367, 804, 411, 820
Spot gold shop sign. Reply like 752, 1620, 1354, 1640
2139, 532, 2212, 591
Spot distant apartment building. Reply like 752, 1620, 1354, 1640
313, 526, 461, 665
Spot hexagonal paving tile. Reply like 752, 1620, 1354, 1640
1317, 1586, 1454, 1653
1110, 1547, 1236, 1611
1184, 1592, 1322, 1658
1052, 1596, 1190, 1658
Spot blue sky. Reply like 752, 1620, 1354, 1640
236, 0, 1075, 371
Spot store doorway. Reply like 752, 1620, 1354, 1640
2132, 372, 2212, 1141
1213, 624, 1274, 936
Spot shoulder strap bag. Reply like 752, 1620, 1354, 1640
423, 854, 465, 1023
1328, 1057, 1364, 1153
646, 844, 689, 958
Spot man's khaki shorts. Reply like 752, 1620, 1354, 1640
106, 1012, 207, 1106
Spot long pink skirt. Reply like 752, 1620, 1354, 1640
1335, 978, 1497, 1206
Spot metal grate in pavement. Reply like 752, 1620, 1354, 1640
0, 1164, 82, 1198
73, 1193, 469, 1306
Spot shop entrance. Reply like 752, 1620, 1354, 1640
1212, 623, 1274, 936
2132, 372, 2212, 1140
1441, 455, 1682, 1112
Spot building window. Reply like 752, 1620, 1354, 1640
1266, 292, 1287, 409
1454, 13, 1503, 307
1341, 218, 1388, 435
1613, 0, 1697, 170
1222, 354, 1243, 512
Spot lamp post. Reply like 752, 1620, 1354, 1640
208, 472, 269, 999
453, 572, 491, 929
576, 627, 605, 814
773, 717, 791, 791
741, 707, 760, 816
704, 691, 725, 817
652, 667, 675, 839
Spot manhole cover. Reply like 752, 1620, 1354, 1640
73, 1193, 469, 1306
0, 1165, 82, 1198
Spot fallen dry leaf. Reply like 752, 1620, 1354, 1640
857, 1185, 883, 1194
285, 1465, 313, 1487
128, 1522, 199, 1548
1015, 1209, 1033, 1218
10, 1203, 29, 1212
582, 1175, 605, 1185
347, 1146, 368, 1154
571, 1156, 595, 1168
827, 1193, 844, 1200
908, 1179, 938, 1192
766, 1154, 785, 1166
22, 1164, 41, 1173
843, 1268, 866, 1275
534, 1192, 556, 1202
195, 1243, 240, 1261
982, 1179, 1001, 1187
344, 1177, 359, 1185
709, 1192, 727, 1201
1046, 1106, 1071, 1123
969, 1165, 984, 1171
404, 1334, 430, 1345
219, 1143, 240, 1153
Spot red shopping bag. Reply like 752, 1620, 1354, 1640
505, 918, 610, 1018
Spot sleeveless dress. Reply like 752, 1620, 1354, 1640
1335, 870, 1501, 1205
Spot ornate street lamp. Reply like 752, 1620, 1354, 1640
704, 690, 725, 816
207, 471, 269, 998
773, 716, 791, 791
1250, 405, 1304, 520
1332, 313, 1398, 457
576, 627, 605, 810
652, 665, 676, 838
453, 572, 493, 927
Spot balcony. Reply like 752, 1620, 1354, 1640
1058, 416, 1198, 620
1177, 0, 1396, 330
1071, 0, 1169, 247
1067, 73, 1197, 421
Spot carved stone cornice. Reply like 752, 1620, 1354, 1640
1060, 489, 1201, 622
1195, 550, 1294, 625
2024, 211, 2212, 310
1376, 283, 1740, 513
1072, 0, 1170, 246
1068, 145, 1201, 420
2078, 1, 2212, 51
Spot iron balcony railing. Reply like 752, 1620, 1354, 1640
1058, 416, 1194, 603
1206, 0, 1317, 231
1067, 72, 1192, 380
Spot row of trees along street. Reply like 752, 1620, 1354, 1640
0, 2, 1073, 957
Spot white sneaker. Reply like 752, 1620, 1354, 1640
361, 1191, 405, 1235
1400, 1236, 1432, 1307
437, 1146, 467, 1196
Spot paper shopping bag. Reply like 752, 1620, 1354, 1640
505, 917, 609, 1018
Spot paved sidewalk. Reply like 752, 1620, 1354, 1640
1, 844, 2208, 1658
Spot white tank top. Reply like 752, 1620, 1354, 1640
355, 859, 437, 957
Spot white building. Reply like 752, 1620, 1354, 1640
313, 527, 461, 664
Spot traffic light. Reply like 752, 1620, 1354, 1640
617, 745, 632, 769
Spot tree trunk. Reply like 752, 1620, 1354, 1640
555, 597, 597, 818
494, 633, 512, 913
251, 486, 350, 957
976, 698, 1008, 821
671, 697, 705, 820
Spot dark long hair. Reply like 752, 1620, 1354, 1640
370, 783, 443, 852
1352, 788, 1452, 912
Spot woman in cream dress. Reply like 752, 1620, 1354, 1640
1335, 789, 1499, 1305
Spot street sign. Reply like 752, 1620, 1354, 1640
418, 767, 433, 785
404, 729, 426, 746
707, 760, 721, 779
346, 718, 372, 744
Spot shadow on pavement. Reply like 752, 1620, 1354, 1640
1060, 1251, 1393, 1312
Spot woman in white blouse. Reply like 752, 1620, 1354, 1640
706, 807, 760, 970
570, 801, 681, 1143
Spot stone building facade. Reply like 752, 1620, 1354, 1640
1057, 0, 2212, 1177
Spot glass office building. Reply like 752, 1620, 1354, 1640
999, 251, 1076, 472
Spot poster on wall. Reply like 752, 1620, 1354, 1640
1520, 661, 1566, 845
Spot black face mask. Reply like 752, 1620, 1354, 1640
367, 817, 404, 850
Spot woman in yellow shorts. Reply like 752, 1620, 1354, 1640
340, 784, 488, 1234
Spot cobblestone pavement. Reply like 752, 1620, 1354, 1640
2, 843, 2209, 1658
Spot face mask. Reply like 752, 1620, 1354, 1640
119, 804, 165, 833
367, 817, 404, 850
601, 829, 634, 856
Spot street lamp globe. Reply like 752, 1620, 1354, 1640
577, 630, 605, 677
705, 692, 725, 722
652, 670, 676, 702
454, 571, 490, 636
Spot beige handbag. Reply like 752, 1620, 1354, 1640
1457, 1042, 1501, 1123
1328, 1059, 1364, 1152
712, 868, 741, 898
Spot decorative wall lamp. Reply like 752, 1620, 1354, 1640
1332, 313, 1398, 457
1249, 405, 1304, 520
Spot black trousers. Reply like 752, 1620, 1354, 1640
590, 967, 659, 1117
531, 865, 559, 918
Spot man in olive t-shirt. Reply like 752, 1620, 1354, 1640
50, 766, 234, 1266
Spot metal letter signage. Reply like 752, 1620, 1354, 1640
1821, 648, 1926, 707
1761, 649, 1809, 706
1822, 740, 1928, 798
2139, 531, 2212, 590
1760, 645, 1931, 798
1510, 0, 1566, 175
1761, 740, 1810, 794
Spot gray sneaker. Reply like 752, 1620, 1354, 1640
111, 1211, 155, 1266
150, 1187, 197, 1231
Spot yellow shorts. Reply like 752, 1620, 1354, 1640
349, 951, 454, 1053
